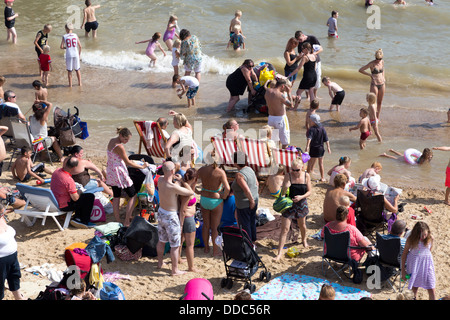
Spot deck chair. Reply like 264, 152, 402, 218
237, 137, 272, 193
8, 118, 53, 169
375, 232, 402, 292
355, 189, 388, 241
134, 120, 167, 161
0, 103, 20, 139
14, 183, 73, 231
322, 226, 366, 282
270, 147, 300, 171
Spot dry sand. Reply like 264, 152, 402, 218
1, 154, 449, 301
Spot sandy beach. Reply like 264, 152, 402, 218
1, 154, 449, 301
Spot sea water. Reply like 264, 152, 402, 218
0, 0, 448, 189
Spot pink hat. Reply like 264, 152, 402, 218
5, 0, 15, 4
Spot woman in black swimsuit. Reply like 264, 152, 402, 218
287, 42, 317, 109
284, 37, 301, 86
273, 159, 312, 261
359, 49, 385, 119
226, 59, 257, 112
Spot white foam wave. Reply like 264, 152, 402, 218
81, 49, 238, 75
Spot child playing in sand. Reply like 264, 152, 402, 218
305, 114, 331, 182
305, 99, 319, 134
327, 156, 352, 186
163, 15, 179, 50
173, 74, 199, 108
0, 75, 5, 103
366, 92, 382, 142
33, 80, 48, 101
4, 0, 18, 44
229, 10, 244, 39
268, 164, 286, 198
326, 11, 339, 38
60, 23, 82, 87
81, 0, 101, 38
38, 45, 52, 87
359, 161, 382, 182
322, 76, 345, 111
349, 108, 371, 150
401, 221, 436, 300
227, 25, 245, 51
11, 146, 53, 184
136, 32, 167, 67
171, 39, 181, 88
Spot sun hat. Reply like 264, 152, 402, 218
362, 174, 381, 191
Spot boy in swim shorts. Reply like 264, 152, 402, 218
322, 76, 345, 111
60, 23, 82, 87
81, 0, 101, 38
349, 108, 371, 150
173, 74, 199, 108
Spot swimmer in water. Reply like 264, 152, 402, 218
379, 148, 433, 165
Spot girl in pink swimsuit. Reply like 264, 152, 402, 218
163, 15, 179, 50
135, 32, 167, 67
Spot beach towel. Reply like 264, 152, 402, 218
144, 121, 154, 148
256, 215, 299, 243
251, 273, 371, 300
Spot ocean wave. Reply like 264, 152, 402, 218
81, 49, 239, 75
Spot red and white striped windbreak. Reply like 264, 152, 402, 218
271, 147, 300, 171
238, 137, 271, 172
211, 136, 237, 165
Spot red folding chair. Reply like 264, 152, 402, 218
270, 147, 300, 172
134, 120, 167, 160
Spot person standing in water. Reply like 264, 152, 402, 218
81, 0, 101, 38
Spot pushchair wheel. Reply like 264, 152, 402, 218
221, 278, 233, 289
244, 282, 256, 293
259, 271, 272, 282
265, 272, 271, 282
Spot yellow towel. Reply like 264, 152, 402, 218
89, 263, 104, 289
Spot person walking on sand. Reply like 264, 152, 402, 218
366, 92, 382, 142
156, 161, 194, 276
81, 0, 101, 38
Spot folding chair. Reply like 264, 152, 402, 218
134, 120, 167, 161
355, 189, 387, 241
15, 183, 74, 231
322, 226, 367, 282
270, 147, 300, 172
375, 232, 402, 292
8, 118, 53, 169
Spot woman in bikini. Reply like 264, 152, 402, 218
274, 158, 312, 262
359, 49, 385, 119
196, 157, 230, 256
178, 168, 199, 272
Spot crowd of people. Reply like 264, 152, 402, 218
1, 0, 449, 301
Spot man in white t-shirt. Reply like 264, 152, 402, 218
60, 23, 82, 87
3, 90, 25, 121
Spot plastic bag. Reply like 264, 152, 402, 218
259, 66, 274, 86
143, 171, 155, 197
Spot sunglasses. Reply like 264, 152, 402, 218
291, 169, 301, 172
246, 64, 254, 69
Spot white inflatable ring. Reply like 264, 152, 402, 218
404, 148, 422, 165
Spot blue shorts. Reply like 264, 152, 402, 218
186, 86, 199, 99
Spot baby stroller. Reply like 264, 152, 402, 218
219, 225, 271, 293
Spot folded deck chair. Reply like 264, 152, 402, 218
238, 137, 272, 193
15, 183, 73, 231
270, 147, 300, 172
134, 120, 167, 161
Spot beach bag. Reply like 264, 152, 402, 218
79, 121, 89, 139
100, 282, 126, 300
64, 247, 92, 280
115, 244, 142, 261
59, 125, 76, 146
273, 196, 293, 214
32, 137, 45, 152
90, 199, 106, 222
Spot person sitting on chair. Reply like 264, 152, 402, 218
360, 174, 399, 215
321, 206, 374, 261
322, 173, 356, 224
381, 219, 407, 264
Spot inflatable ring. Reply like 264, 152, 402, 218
404, 148, 422, 165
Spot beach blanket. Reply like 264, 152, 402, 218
251, 273, 371, 300
256, 215, 299, 243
